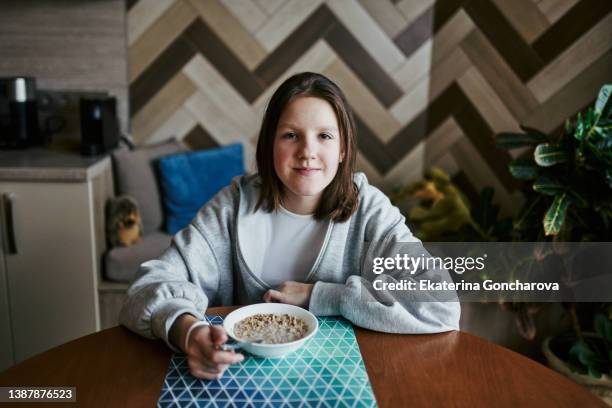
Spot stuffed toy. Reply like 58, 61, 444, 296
106, 195, 143, 248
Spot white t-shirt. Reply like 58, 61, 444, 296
259, 206, 328, 287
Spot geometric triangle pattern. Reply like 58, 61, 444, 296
157, 315, 377, 408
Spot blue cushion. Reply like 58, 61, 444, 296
157, 143, 244, 234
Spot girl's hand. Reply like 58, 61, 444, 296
263, 281, 314, 308
184, 323, 244, 380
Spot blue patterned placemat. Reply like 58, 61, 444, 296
157, 315, 378, 408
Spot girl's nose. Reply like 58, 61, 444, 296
298, 136, 317, 160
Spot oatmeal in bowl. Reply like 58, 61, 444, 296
234, 313, 309, 344
222, 303, 318, 358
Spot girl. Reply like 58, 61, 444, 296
120, 72, 460, 380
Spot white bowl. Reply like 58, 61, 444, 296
222, 303, 318, 358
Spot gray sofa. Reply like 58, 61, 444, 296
103, 138, 187, 283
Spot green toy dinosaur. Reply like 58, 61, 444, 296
394, 167, 473, 241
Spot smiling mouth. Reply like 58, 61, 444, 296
294, 167, 321, 175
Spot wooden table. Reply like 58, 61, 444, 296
0, 306, 605, 407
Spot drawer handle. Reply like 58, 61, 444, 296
2, 193, 17, 255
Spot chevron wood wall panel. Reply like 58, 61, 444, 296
127, 0, 612, 216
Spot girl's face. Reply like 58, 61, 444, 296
273, 96, 344, 214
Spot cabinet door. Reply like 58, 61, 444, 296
0, 211, 15, 370
1, 181, 99, 363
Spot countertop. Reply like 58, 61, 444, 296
0, 147, 110, 182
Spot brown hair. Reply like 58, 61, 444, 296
255, 72, 358, 222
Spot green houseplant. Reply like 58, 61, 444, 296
393, 85, 612, 402
495, 85, 612, 402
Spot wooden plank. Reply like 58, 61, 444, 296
323, 58, 402, 144
253, 0, 284, 16
354, 115, 395, 174
252, 40, 336, 120
182, 54, 260, 141
326, 21, 404, 107
391, 38, 433, 93
358, 0, 408, 38
129, 0, 196, 82
391, 47, 472, 127
527, 12, 612, 103
434, 152, 460, 179
394, 7, 434, 58
458, 67, 521, 134
145, 105, 196, 146
537, 0, 580, 24
254, 0, 324, 52
131, 72, 196, 144
524, 49, 612, 134
255, 5, 334, 85
355, 152, 384, 190
183, 124, 220, 150
129, 36, 195, 115
187, 0, 267, 70
182, 19, 265, 103
327, 0, 406, 74
395, 0, 435, 26
184, 91, 257, 171
425, 117, 463, 166
383, 141, 425, 190
451, 137, 523, 216
127, 0, 174, 46
431, 9, 475, 64
454, 97, 519, 193
533, 0, 612, 63
461, 29, 539, 121
220, 0, 267, 34
392, 9, 474, 93
387, 82, 465, 170
491, 0, 549, 43
464, 0, 544, 82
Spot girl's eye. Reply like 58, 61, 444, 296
282, 132, 297, 139
320, 133, 333, 140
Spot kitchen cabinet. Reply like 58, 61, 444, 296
0, 149, 113, 370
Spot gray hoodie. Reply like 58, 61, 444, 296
120, 173, 460, 350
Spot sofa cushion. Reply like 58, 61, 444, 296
157, 143, 244, 234
112, 139, 187, 235
103, 232, 172, 282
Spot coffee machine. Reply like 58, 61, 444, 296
0, 77, 42, 148
79, 96, 119, 156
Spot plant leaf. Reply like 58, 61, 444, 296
519, 125, 549, 139
496, 128, 549, 149
496, 133, 542, 149
569, 342, 595, 366
543, 193, 569, 236
534, 143, 568, 167
532, 177, 565, 196
588, 366, 602, 379
595, 84, 612, 121
509, 158, 539, 179
575, 111, 589, 141
594, 314, 608, 338
567, 191, 589, 208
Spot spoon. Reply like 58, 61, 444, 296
220, 336, 264, 351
